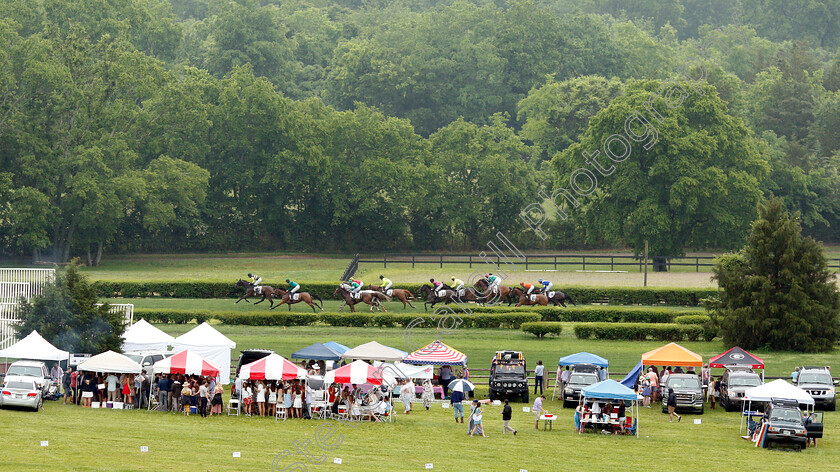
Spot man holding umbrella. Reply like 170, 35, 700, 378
448, 375, 475, 426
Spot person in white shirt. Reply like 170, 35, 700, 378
400, 380, 414, 414
106, 373, 119, 402
560, 366, 571, 392
534, 361, 545, 395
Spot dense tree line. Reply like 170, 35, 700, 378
1, 0, 839, 262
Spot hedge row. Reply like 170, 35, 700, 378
449, 305, 697, 323
673, 314, 711, 325
573, 322, 713, 342
134, 309, 541, 329
98, 281, 716, 306
521, 322, 564, 338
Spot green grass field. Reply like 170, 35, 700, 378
3, 324, 839, 472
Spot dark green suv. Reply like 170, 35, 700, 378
762, 399, 808, 451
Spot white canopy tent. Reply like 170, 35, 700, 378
171, 322, 235, 384
77, 351, 142, 374
121, 319, 174, 353
341, 341, 406, 362
739, 379, 815, 433
0, 330, 69, 361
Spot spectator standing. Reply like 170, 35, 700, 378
470, 407, 486, 437
710, 376, 721, 409
400, 379, 414, 414
646, 368, 659, 402
532, 395, 548, 430
422, 380, 433, 410
468, 400, 479, 434
599, 367, 607, 382
106, 372, 119, 402
701, 364, 711, 400
450, 387, 465, 423
257, 381, 266, 417
501, 400, 517, 435
574, 400, 584, 433
560, 366, 571, 392
181, 382, 192, 415
80, 377, 95, 408
642, 379, 652, 407
62, 367, 72, 405
439, 366, 453, 399
667, 388, 681, 422
211, 381, 224, 415
157, 375, 170, 412
170, 376, 181, 412
134, 373, 145, 409
617, 400, 627, 433
198, 379, 209, 418
792, 367, 800, 383
534, 361, 545, 395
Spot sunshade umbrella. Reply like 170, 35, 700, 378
239, 353, 307, 380
447, 379, 475, 393
153, 350, 221, 377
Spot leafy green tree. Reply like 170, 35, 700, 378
17, 262, 125, 353
812, 91, 840, 156
710, 199, 840, 352
741, 0, 840, 48
554, 79, 767, 261
518, 75, 624, 160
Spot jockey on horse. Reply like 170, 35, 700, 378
379, 275, 393, 293
538, 278, 552, 294
248, 273, 262, 294
370, 275, 416, 309
286, 279, 300, 299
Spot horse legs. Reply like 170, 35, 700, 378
254, 295, 266, 305
235, 295, 250, 304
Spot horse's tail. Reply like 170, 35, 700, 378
312, 293, 324, 309
567, 294, 577, 306
405, 290, 415, 301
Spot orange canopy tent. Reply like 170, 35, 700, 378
641, 343, 702, 367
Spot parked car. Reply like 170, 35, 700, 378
5, 360, 51, 393
235, 349, 275, 378
0, 376, 43, 411
488, 350, 528, 403
125, 352, 172, 375
661, 374, 704, 414
794, 366, 836, 411
762, 399, 810, 451
562, 364, 600, 408
720, 367, 763, 411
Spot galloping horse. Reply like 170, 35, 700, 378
545, 290, 576, 307
270, 288, 324, 312
418, 284, 456, 311
334, 284, 389, 312
474, 278, 514, 306
442, 284, 484, 305
369, 284, 416, 309
510, 287, 549, 307
235, 279, 280, 308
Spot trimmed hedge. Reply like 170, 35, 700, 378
573, 322, 706, 341
521, 322, 563, 338
134, 309, 540, 329
96, 281, 716, 306
674, 314, 711, 325
449, 305, 693, 323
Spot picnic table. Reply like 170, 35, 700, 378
580, 413, 621, 434
540, 414, 556, 430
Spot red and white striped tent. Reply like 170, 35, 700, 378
153, 350, 221, 377
403, 341, 467, 366
323, 360, 395, 385
238, 353, 306, 380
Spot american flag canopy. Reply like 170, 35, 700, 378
403, 341, 467, 366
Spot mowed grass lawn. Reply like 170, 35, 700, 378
4, 324, 840, 472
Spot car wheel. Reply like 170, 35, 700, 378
698, 406, 704, 415
563, 401, 570, 408
827, 401, 836, 412
522, 393, 529, 403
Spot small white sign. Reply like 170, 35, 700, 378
232, 452, 241, 458
333, 458, 343, 464
522, 407, 530, 413
425, 464, 434, 469
442, 403, 450, 409
140, 446, 148, 453
40, 441, 49, 447
520, 469, 529, 472
694, 419, 702, 425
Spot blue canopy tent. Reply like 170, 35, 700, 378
558, 352, 609, 367
323, 342, 351, 354
580, 379, 640, 437
291, 343, 342, 361
621, 361, 643, 390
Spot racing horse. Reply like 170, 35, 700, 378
418, 284, 456, 311
474, 278, 514, 306
442, 284, 485, 305
235, 279, 281, 308
270, 288, 324, 312
334, 284, 390, 312
545, 290, 576, 307
368, 284, 417, 309
510, 286, 549, 307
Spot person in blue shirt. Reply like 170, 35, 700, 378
450, 388, 465, 424
538, 279, 552, 293
792, 367, 800, 382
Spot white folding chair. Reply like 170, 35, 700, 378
227, 398, 240, 416
276, 405, 288, 422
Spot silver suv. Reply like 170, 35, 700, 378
720, 367, 762, 411
795, 366, 836, 411
661, 374, 704, 414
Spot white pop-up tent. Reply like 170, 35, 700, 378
121, 319, 174, 353
77, 351, 142, 374
342, 341, 406, 362
0, 330, 69, 361
171, 323, 235, 384
739, 379, 815, 433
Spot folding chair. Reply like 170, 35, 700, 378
626, 417, 637, 436
227, 397, 240, 416
309, 390, 329, 419
276, 405, 288, 422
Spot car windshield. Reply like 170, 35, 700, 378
7, 366, 43, 377
729, 376, 761, 387
668, 377, 700, 389
569, 374, 597, 385
494, 364, 525, 375
5, 381, 35, 390
798, 373, 832, 385
770, 408, 803, 423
